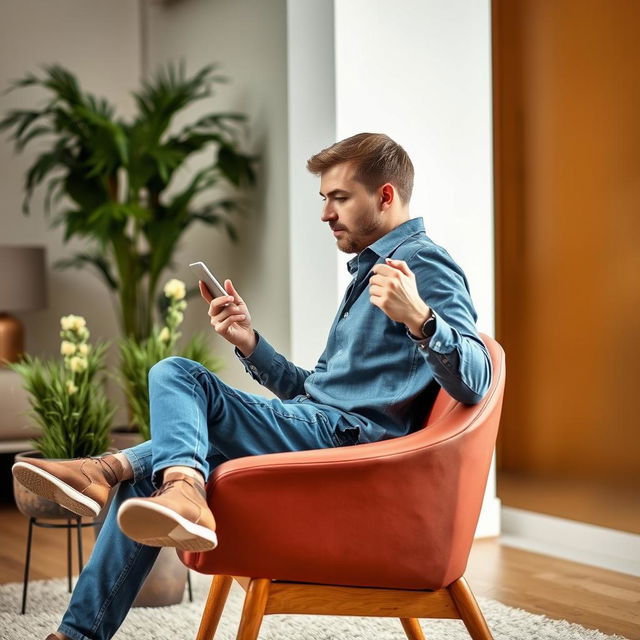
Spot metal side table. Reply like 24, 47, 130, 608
20, 515, 193, 614
21, 515, 100, 614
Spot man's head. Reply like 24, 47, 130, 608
307, 133, 414, 254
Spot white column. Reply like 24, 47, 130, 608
287, 0, 339, 367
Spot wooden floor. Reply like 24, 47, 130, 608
0, 502, 638, 639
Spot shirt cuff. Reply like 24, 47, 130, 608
406, 310, 456, 353
235, 331, 277, 380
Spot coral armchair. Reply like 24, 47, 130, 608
180, 334, 505, 640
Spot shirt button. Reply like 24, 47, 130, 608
250, 365, 257, 372
435, 341, 441, 349
343, 311, 349, 318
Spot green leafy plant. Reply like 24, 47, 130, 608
10, 315, 114, 459
0, 62, 256, 341
119, 278, 222, 440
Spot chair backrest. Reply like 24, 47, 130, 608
406, 332, 506, 587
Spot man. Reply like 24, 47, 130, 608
12, 132, 491, 640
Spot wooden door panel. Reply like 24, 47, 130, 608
493, 0, 640, 483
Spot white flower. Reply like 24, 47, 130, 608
66, 380, 78, 395
60, 341, 76, 356
159, 327, 171, 343
60, 315, 87, 332
68, 356, 88, 373
163, 279, 186, 301
77, 343, 90, 356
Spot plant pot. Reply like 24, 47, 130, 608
13, 451, 79, 520
110, 425, 144, 451
133, 547, 189, 607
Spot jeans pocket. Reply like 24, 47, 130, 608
332, 425, 360, 447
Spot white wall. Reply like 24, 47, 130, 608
0, 0, 141, 423
333, 0, 498, 535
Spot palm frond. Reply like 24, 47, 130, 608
55, 252, 119, 290
2, 60, 257, 341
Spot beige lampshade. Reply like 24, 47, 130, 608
0, 246, 47, 312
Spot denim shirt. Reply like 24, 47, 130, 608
237, 217, 492, 443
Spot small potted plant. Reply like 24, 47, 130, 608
114, 277, 222, 449
10, 315, 114, 519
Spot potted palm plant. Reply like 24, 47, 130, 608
0, 61, 256, 341
10, 315, 114, 518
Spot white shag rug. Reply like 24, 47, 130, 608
0, 572, 629, 640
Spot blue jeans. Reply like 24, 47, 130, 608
58, 357, 360, 640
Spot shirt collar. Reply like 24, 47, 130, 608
347, 217, 425, 274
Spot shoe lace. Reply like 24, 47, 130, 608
151, 477, 206, 499
84, 456, 120, 486
150, 479, 180, 498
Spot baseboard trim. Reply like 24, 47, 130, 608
475, 496, 502, 538
501, 506, 640, 577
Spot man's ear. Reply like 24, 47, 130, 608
380, 183, 395, 209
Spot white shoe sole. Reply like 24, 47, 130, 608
117, 499, 218, 552
11, 462, 101, 517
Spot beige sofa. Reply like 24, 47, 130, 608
0, 369, 40, 453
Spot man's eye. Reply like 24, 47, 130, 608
335, 197, 347, 202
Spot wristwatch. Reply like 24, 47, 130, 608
420, 311, 437, 339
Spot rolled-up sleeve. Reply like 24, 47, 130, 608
406, 248, 492, 404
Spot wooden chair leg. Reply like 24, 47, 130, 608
236, 578, 271, 640
400, 617, 427, 640
448, 577, 493, 640
196, 574, 233, 640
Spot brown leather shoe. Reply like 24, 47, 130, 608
117, 473, 218, 551
12, 455, 125, 517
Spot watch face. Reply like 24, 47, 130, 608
422, 316, 436, 339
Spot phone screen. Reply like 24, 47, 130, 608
189, 262, 227, 298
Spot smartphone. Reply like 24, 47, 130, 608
189, 261, 227, 299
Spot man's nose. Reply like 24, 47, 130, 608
321, 202, 337, 222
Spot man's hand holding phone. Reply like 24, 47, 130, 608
198, 278, 257, 358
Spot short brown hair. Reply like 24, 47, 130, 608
306, 133, 414, 204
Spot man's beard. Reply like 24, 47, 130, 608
336, 211, 383, 254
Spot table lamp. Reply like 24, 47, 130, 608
0, 246, 47, 364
